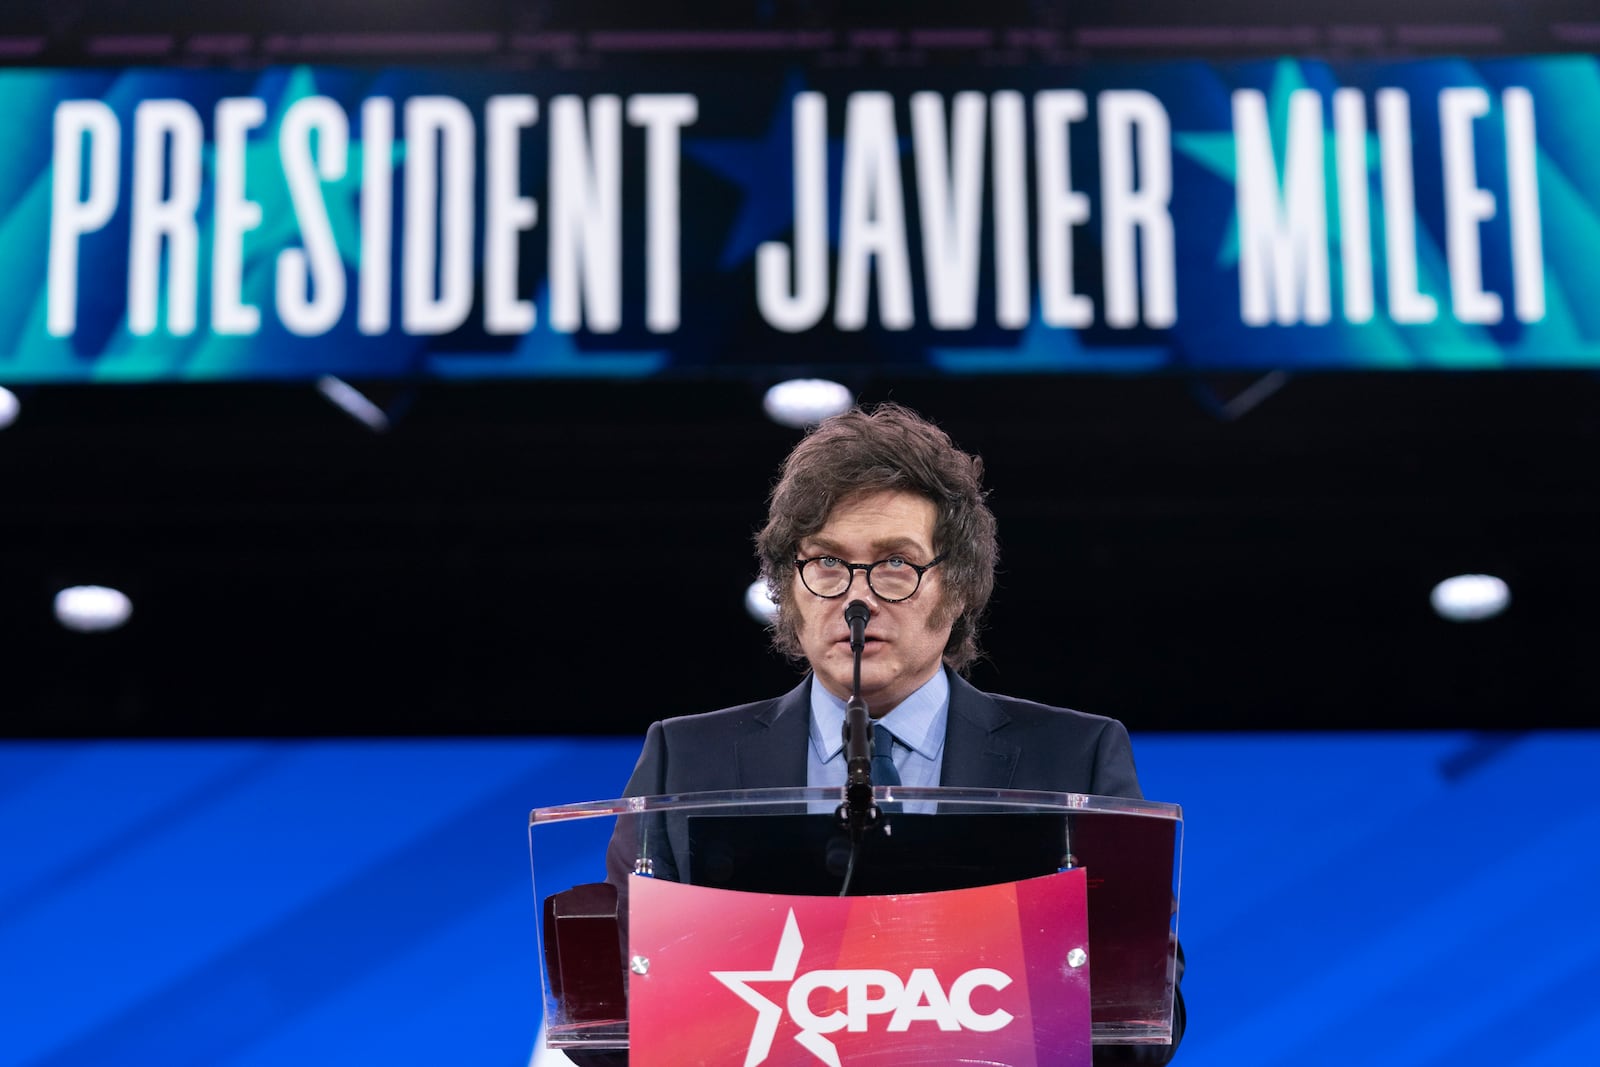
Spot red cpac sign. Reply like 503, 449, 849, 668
628, 870, 1091, 1067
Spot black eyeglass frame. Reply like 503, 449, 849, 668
791, 553, 948, 603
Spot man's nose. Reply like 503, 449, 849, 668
844, 570, 882, 606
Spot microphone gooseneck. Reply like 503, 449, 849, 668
837, 599, 879, 868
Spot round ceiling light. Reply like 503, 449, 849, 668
54, 585, 135, 633
762, 378, 853, 429
744, 579, 779, 624
1429, 574, 1510, 622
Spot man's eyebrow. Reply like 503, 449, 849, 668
799, 536, 932, 556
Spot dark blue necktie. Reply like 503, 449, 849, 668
871, 722, 902, 786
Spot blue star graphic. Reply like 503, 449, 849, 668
686, 73, 863, 271
1174, 58, 1380, 269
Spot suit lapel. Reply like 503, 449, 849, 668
734, 675, 813, 788
940, 671, 1020, 789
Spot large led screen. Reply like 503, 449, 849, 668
5, 55, 1598, 381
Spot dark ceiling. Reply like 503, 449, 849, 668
2, 0, 1598, 66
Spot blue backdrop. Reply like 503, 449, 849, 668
2, 731, 1596, 1065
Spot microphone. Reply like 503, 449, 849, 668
845, 599, 870, 654
838, 600, 877, 836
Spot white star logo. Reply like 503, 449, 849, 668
710, 909, 841, 1067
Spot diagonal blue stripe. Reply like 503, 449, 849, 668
1436, 730, 1531, 781
0, 742, 79, 805
0, 745, 289, 921
1430, 950, 1600, 1066
1508, 951, 1600, 1065
1263, 802, 1600, 1066
1148, 732, 1600, 1066
25, 761, 581, 1067
217, 887, 542, 1066
4, 737, 632, 1065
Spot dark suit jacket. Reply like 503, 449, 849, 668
617, 666, 1142, 792
602, 668, 1183, 1063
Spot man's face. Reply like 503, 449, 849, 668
793, 489, 957, 716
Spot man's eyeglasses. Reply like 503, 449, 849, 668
792, 553, 947, 603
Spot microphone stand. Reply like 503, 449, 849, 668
837, 600, 878, 846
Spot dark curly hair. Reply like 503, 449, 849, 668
756, 403, 998, 672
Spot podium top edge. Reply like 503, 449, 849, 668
529, 786, 1181, 826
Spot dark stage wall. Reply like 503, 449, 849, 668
2, 371, 1594, 738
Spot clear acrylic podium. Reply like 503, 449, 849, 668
530, 787, 1181, 1064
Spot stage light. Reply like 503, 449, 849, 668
54, 585, 134, 633
1430, 574, 1510, 622
762, 378, 853, 428
0, 386, 18, 429
316, 375, 390, 432
744, 579, 779, 624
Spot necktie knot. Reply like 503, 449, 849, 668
871, 721, 902, 787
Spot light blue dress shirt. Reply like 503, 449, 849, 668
806, 668, 949, 790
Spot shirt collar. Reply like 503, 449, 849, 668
808, 668, 950, 764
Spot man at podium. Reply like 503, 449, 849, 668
606, 403, 1183, 1062
614, 403, 1150, 836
